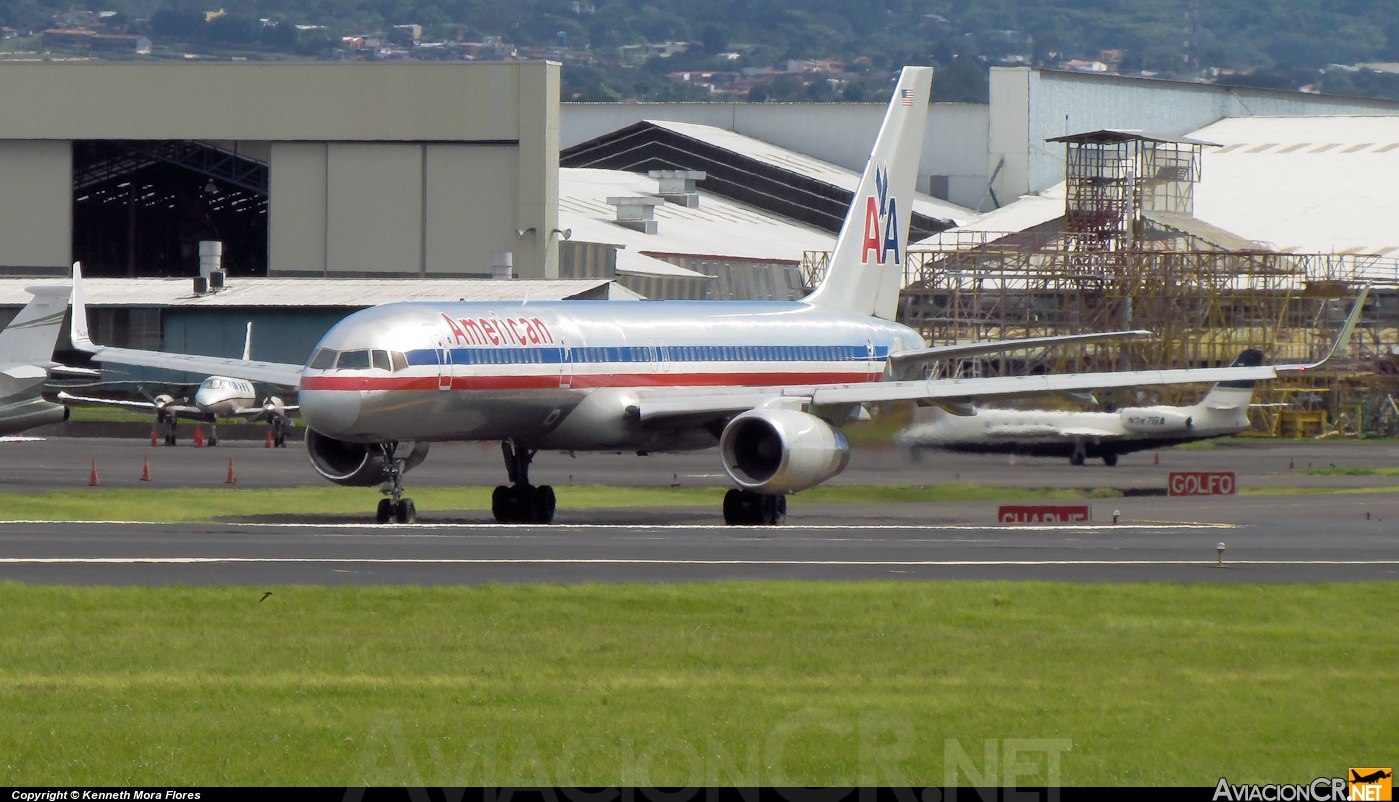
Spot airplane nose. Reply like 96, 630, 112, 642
301, 389, 361, 435
193, 389, 215, 407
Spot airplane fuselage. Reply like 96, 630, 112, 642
298, 300, 925, 450
899, 401, 1250, 460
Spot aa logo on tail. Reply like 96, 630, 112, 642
860, 165, 901, 266
1350, 768, 1392, 801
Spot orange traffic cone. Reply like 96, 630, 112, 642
194, 427, 205, 448
140, 454, 151, 482
150, 428, 159, 447
88, 459, 99, 486
1153, 452, 1160, 465
265, 428, 273, 448
225, 457, 236, 485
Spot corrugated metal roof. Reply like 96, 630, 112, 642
0, 276, 619, 307
913, 184, 1065, 248
647, 119, 979, 226
1047, 128, 1218, 146
1189, 115, 1399, 255
560, 167, 836, 265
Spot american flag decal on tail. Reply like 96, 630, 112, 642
900, 88, 915, 106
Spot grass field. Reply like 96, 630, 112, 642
0, 483, 1128, 523
0, 581, 1392, 785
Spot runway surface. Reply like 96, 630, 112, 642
0, 437, 1396, 585
1, 498, 1396, 585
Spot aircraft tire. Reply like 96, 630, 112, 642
537, 485, 556, 524
1070, 453, 1086, 466
1102, 453, 1119, 466
395, 499, 416, 524
723, 489, 742, 525
376, 498, 393, 524
209, 436, 219, 447
491, 485, 511, 523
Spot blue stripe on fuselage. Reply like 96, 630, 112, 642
406, 344, 891, 366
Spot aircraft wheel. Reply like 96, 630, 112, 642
1070, 452, 1086, 466
723, 489, 743, 525
536, 485, 556, 524
1102, 453, 1119, 466
760, 494, 786, 526
376, 498, 393, 524
491, 485, 511, 523
209, 436, 219, 447
395, 499, 416, 524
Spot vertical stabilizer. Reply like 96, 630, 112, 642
0, 285, 71, 366
803, 66, 933, 320
1198, 349, 1265, 410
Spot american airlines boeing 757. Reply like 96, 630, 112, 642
68, 66, 1331, 525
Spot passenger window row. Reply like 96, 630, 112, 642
308, 348, 409, 371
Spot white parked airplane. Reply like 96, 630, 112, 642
65, 66, 1324, 525
58, 323, 297, 446
896, 317, 1362, 467
0, 285, 96, 435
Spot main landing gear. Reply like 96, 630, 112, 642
723, 489, 786, 525
376, 444, 417, 524
492, 440, 556, 523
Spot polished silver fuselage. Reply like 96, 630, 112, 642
299, 300, 924, 450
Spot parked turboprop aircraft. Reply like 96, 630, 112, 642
65, 66, 1325, 525
0, 285, 97, 436
57, 323, 298, 446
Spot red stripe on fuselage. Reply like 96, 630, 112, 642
299, 371, 882, 392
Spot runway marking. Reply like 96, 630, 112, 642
0, 520, 1237, 531
0, 557, 1392, 566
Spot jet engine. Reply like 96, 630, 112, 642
1119, 407, 1194, 434
719, 409, 851, 494
305, 428, 429, 486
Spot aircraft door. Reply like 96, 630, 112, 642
558, 336, 572, 389
437, 334, 452, 391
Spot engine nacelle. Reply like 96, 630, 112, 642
720, 409, 850, 494
305, 428, 429, 486
1119, 407, 1194, 434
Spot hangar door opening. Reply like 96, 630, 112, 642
72, 140, 268, 278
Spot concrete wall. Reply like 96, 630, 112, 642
0, 141, 71, 273
268, 142, 529, 277
562, 101, 990, 210
990, 67, 1399, 203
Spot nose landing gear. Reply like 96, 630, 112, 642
376, 443, 417, 524
492, 440, 556, 523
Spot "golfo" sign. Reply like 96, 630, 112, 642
1168, 471, 1236, 496
998, 505, 1091, 523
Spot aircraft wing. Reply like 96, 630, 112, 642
638, 287, 1367, 422
56, 391, 157, 411
68, 263, 304, 387
888, 330, 1155, 378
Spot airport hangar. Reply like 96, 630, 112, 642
1, 63, 1398, 387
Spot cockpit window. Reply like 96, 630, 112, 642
390, 351, 408, 372
336, 350, 370, 369
371, 350, 392, 371
309, 348, 337, 370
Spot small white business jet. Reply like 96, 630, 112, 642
0, 285, 98, 436
59, 323, 297, 446
896, 293, 1366, 466
65, 66, 1322, 525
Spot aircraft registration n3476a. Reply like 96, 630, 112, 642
68, 65, 1315, 526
